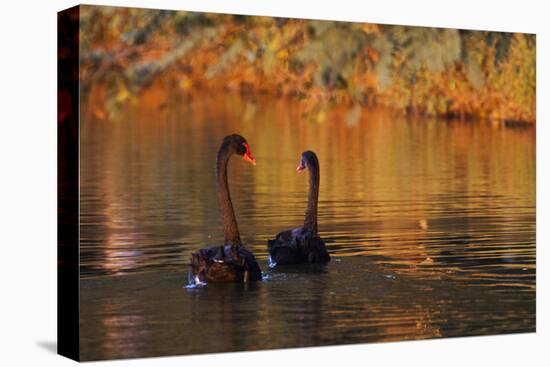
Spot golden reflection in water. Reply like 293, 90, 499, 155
80, 91, 535, 285
79, 91, 534, 360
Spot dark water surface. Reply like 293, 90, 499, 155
79, 95, 535, 361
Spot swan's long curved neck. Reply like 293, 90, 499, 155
304, 158, 320, 235
217, 145, 241, 246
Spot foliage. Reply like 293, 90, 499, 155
79, 6, 536, 124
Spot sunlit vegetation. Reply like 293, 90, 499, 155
79, 6, 535, 124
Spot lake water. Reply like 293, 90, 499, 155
79, 94, 535, 361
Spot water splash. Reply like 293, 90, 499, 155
268, 255, 277, 268
184, 271, 207, 289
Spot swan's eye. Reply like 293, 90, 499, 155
242, 143, 256, 166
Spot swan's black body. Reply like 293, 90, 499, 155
190, 135, 262, 283
268, 151, 330, 266
191, 244, 262, 283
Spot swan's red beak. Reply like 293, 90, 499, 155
296, 162, 306, 172
243, 143, 256, 166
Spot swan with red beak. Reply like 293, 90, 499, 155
189, 134, 262, 284
268, 150, 331, 266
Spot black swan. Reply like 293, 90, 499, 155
268, 150, 330, 266
190, 134, 262, 283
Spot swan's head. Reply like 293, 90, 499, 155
224, 134, 256, 166
297, 150, 318, 172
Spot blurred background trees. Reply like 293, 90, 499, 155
79, 6, 536, 124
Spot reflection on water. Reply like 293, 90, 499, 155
79, 94, 535, 361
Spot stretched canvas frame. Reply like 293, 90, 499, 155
58, 4, 536, 362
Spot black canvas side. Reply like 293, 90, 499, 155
57, 5, 80, 362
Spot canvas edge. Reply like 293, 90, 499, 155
57, 4, 81, 362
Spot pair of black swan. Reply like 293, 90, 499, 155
190, 134, 329, 284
